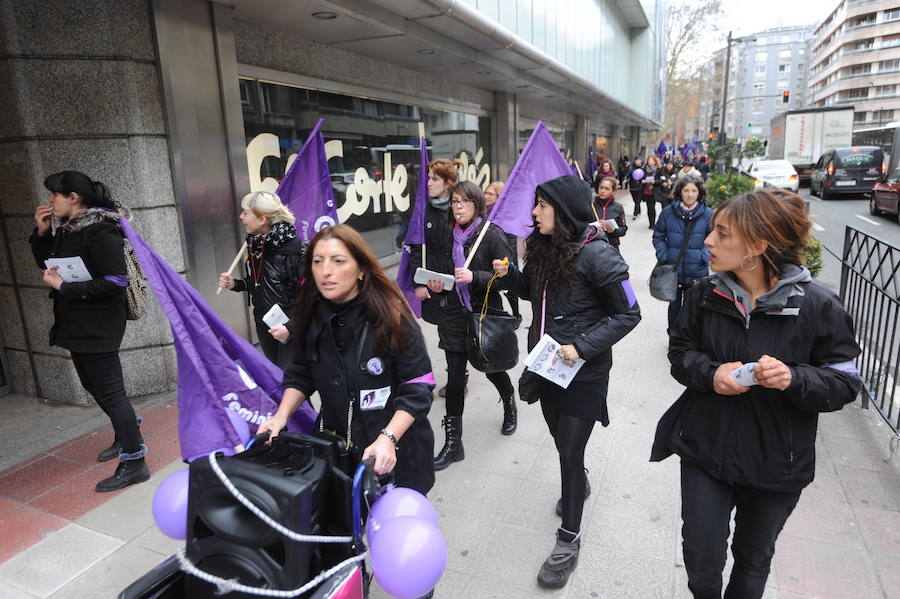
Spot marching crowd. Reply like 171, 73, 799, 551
33, 151, 862, 597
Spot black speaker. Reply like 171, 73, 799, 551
184, 437, 350, 598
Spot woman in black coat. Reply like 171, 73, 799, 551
592, 176, 627, 251
651, 190, 862, 599
30, 171, 148, 493
218, 191, 304, 370
258, 224, 435, 494
497, 174, 641, 589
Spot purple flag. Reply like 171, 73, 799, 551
396, 137, 429, 318
587, 155, 597, 180
119, 218, 317, 461
489, 121, 571, 238
277, 118, 339, 243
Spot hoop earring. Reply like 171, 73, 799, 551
740, 254, 759, 271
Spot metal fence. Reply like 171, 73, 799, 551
839, 226, 900, 435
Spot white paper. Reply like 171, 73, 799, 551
602, 219, 619, 231
44, 257, 92, 283
731, 362, 759, 387
262, 303, 289, 328
414, 267, 455, 291
523, 334, 585, 389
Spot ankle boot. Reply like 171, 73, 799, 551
537, 528, 581, 589
555, 470, 591, 517
500, 393, 517, 435
96, 456, 150, 493
97, 439, 121, 463
434, 416, 464, 470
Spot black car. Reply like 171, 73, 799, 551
810, 146, 885, 200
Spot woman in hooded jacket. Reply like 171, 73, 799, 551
651, 190, 862, 598
218, 191, 304, 370
496, 174, 641, 589
652, 175, 714, 328
30, 171, 149, 493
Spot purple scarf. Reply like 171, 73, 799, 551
452, 217, 483, 311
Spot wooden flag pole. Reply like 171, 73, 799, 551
461, 219, 493, 270
418, 122, 427, 269
216, 241, 247, 295
573, 159, 585, 180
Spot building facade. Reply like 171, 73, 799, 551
808, 0, 900, 130
0, 0, 664, 403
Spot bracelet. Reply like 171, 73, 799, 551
379, 428, 398, 446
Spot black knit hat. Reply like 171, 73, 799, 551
535, 174, 594, 240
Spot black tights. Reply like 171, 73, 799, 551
541, 400, 595, 533
444, 350, 513, 417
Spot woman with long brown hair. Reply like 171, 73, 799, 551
258, 224, 435, 494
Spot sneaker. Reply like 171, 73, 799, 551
537, 528, 581, 589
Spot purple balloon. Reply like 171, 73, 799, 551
225, 408, 251, 444
633, 168, 645, 180
366, 487, 439, 541
152, 468, 190, 540
370, 517, 447, 599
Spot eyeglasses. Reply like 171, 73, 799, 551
450, 198, 474, 207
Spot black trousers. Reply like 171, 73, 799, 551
255, 319, 294, 371
680, 461, 801, 599
444, 350, 513, 417
630, 189, 644, 216
643, 196, 657, 227
71, 351, 143, 455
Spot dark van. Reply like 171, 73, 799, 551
811, 146, 885, 200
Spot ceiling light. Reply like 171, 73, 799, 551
516, 84, 529, 89
477, 70, 492, 75
417, 49, 436, 55
311, 11, 337, 20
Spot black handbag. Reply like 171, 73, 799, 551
517, 285, 547, 404
649, 217, 698, 302
466, 274, 521, 373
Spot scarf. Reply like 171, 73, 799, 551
452, 217, 482, 311
247, 221, 296, 259
429, 195, 450, 211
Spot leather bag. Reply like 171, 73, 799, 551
466, 274, 521, 373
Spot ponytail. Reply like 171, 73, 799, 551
241, 191, 295, 225
43, 171, 120, 211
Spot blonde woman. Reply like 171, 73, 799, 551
218, 192, 305, 369
484, 180, 504, 216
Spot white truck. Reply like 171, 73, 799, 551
768, 107, 854, 186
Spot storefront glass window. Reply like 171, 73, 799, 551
240, 79, 492, 258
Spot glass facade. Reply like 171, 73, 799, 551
240, 79, 492, 258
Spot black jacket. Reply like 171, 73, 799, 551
409, 201, 454, 325
591, 196, 627, 247
651, 270, 862, 492
283, 298, 435, 494
29, 209, 127, 354
460, 221, 514, 315
232, 237, 304, 333
507, 224, 641, 385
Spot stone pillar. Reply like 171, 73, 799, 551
494, 92, 518, 180
0, 0, 179, 402
575, 115, 589, 173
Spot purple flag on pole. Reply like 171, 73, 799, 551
396, 137, 429, 318
119, 218, 317, 461
277, 118, 339, 243
489, 121, 571, 238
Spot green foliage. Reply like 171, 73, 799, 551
706, 172, 755, 208
803, 237, 824, 278
741, 137, 766, 162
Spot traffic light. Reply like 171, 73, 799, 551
747, 122, 752, 129
783, 90, 790, 104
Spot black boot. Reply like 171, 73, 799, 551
434, 416, 464, 471
500, 393, 517, 435
555, 470, 591, 517
537, 527, 581, 589
97, 440, 121, 463
96, 457, 150, 493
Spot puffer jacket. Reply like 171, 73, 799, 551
592, 196, 627, 247
233, 237, 304, 333
29, 208, 127, 353
284, 297, 435, 494
652, 200, 713, 284
651, 267, 862, 492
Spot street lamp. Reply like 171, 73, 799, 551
717, 31, 757, 174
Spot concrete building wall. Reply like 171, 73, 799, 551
0, 0, 179, 402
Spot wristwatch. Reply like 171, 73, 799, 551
379, 428, 398, 446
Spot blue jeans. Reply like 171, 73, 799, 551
680, 462, 801, 599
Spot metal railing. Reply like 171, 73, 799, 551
839, 226, 900, 435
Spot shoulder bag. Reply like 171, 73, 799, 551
466, 273, 521, 373
122, 238, 149, 320
649, 217, 698, 302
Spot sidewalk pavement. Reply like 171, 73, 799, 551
2, 191, 900, 598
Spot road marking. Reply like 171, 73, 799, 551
811, 221, 825, 232
856, 215, 881, 226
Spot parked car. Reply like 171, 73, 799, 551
870, 165, 900, 221
748, 160, 800, 192
810, 146, 885, 200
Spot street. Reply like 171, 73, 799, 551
800, 187, 900, 292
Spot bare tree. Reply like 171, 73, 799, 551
665, 0, 726, 93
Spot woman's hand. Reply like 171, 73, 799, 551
454, 268, 473, 284
492, 258, 509, 277
426, 279, 445, 293
713, 362, 750, 395
362, 434, 397, 475
602, 222, 616, 233
557, 344, 580, 366
414, 286, 431, 300
218, 272, 235, 290
34, 205, 52, 235
268, 325, 289, 342
754, 354, 792, 391
42, 266, 63, 290
257, 414, 288, 442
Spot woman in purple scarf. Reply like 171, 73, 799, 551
431, 181, 517, 470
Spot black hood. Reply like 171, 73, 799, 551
535, 174, 594, 240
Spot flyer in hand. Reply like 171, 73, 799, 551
524, 334, 585, 389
